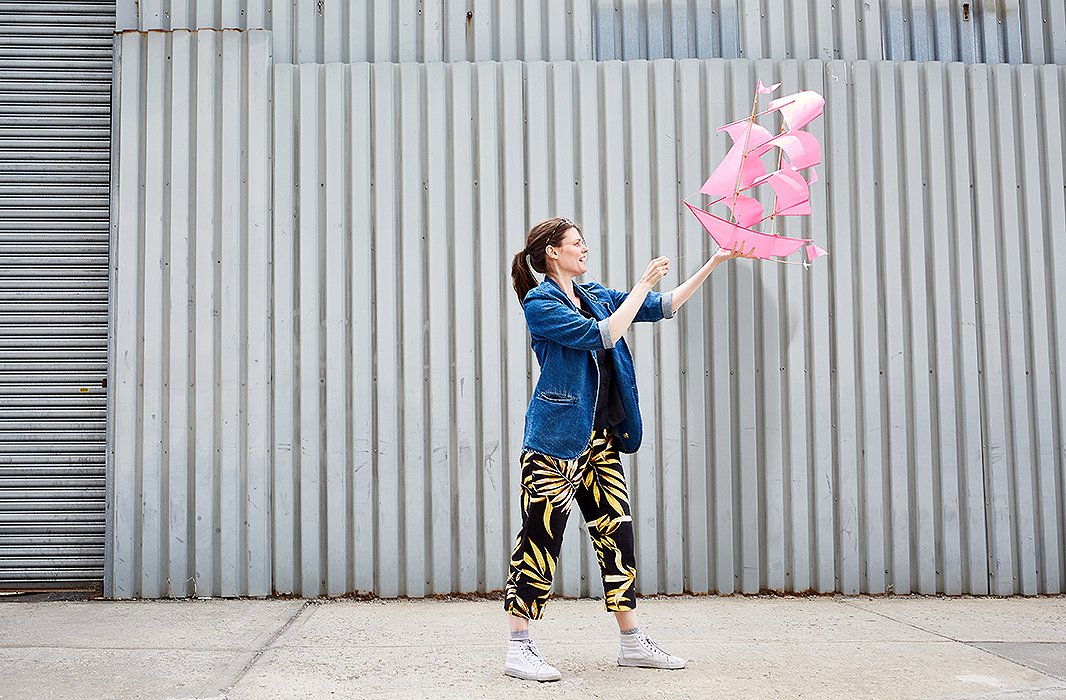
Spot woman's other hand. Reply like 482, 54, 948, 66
711, 243, 758, 264
639, 256, 671, 288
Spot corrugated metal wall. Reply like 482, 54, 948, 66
115, 0, 596, 63
107, 29, 273, 597
107, 34, 1066, 597
0, 1, 114, 588
727, 0, 1066, 64
115, 0, 1066, 65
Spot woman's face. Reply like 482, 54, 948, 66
548, 227, 588, 277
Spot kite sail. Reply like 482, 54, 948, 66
686, 80, 828, 266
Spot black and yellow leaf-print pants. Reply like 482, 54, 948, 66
504, 430, 637, 620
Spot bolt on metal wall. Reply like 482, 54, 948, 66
115, 1, 1065, 65
107, 29, 1066, 597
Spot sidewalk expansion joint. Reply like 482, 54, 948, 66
837, 599, 1066, 684
215, 600, 313, 698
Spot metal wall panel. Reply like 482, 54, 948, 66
106, 29, 273, 598
115, 0, 596, 63
0, 1, 114, 588
108, 49, 1066, 598
116, 0, 1066, 65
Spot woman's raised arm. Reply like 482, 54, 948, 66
670, 244, 755, 312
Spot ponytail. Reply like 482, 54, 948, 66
511, 217, 580, 305
511, 250, 538, 303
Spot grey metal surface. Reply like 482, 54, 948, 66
107, 29, 273, 598
107, 35, 1066, 598
115, 0, 1065, 65
0, 1, 114, 588
731, 0, 1065, 64
115, 0, 596, 63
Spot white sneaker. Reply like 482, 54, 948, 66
617, 631, 686, 669
504, 638, 562, 682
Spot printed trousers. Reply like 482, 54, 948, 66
504, 430, 637, 620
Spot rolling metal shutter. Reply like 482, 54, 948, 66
0, 2, 113, 588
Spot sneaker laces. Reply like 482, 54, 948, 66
519, 639, 546, 667
637, 633, 670, 657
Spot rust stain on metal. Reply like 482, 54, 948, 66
114, 28, 246, 37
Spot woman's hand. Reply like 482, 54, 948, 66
607, 257, 669, 343
711, 243, 758, 264
639, 256, 671, 288
667, 242, 758, 313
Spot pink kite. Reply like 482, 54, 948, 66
687, 81, 828, 267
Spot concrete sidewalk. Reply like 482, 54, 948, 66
1, 594, 1064, 699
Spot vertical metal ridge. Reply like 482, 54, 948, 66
139, 30, 164, 598
158, 28, 176, 597
441, 60, 457, 595
418, 60, 433, 594
469, 61, 484, 594
271, 61, 296, 594
1036, 65, 1066, 594
191, 30, 212, 596
493, 59, 513, 594
925, 61, 948, 594
1016, 63, 1051, 593
348, 63, 374, 594
391, 58, 406, 596
996, 64, 1031, 594
245, 29, 272, 597
500, 59, 527, 597
474, 60, 503, 593
898, 61, 920, 592
323, 62, 346, 596
396, 61, 418, 596
167, 29, 192, 598
967, 63, 1002, 594
109, 32, 138, 597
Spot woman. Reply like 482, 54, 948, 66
504, 216, 752, 681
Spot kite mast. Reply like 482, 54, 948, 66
728, 86, 764, 226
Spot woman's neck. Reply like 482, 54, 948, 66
547, 272, 581, 307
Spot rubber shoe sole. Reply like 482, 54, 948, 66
504, 666, 562, 682
617, 656, 686, 670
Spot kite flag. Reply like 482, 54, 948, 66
686, 81, 828, 267
805, 243, 828, 262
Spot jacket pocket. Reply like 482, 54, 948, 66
536, 391, 578, 405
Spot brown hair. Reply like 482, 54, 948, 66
510, 217, 580, 304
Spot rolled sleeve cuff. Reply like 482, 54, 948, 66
597, 319, 615, 349
661, 291, 675, 320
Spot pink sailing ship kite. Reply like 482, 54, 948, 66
686, 80, 828, 266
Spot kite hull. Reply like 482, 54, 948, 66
684, 201, 807, 260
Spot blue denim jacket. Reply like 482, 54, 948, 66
521, 277, 674, 459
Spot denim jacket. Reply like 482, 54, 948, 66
521, 277, 674, 460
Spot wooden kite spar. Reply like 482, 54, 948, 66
686, 80, 828, 265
